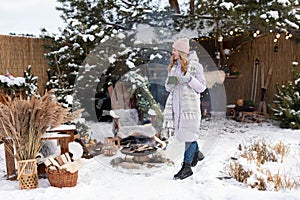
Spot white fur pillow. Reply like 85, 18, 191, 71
112, 109, 139, 126
69, 141, 83, 160
204, 70, 225, 88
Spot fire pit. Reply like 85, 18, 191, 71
118, 134, 167, 163
120, 144, 157, 163
109, 136, 172, 169
120, 136, 158, 161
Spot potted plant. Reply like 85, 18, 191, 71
0, 90, 81, 189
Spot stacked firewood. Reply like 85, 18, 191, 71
44, 153, 84, 173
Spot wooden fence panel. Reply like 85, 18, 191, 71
0, 35, 50, 94
226, 35, 299, 111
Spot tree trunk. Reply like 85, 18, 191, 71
190, 0, 195, 15
169, 0, 180, 14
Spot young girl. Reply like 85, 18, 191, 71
165, 38, 206, 180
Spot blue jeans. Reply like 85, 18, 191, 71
184, 141, 199, 163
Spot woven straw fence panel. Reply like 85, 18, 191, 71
0, 35, 50, 94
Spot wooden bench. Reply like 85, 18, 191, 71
241, 111, 269, 123
3, 125, 76, 180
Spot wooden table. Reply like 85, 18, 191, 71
3, 125, 76, 180
46, 124, 76, 141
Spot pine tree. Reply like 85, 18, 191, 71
23, 65, 40, 98
190, 0, 299, 64
41, 0, 299, 115
42, 0, 170, 108
271, 62, 300, 129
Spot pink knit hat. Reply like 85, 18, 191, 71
172, 38, 190, 54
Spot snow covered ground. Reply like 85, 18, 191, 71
1, 112, 300, 200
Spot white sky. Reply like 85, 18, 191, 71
0, 0, 64, 36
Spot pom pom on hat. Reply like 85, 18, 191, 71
172, 38, 190, 54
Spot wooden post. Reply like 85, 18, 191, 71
59, 137, 70, 154
3, 138, 17, 180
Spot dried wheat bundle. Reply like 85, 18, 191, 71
0, 90, 81, 161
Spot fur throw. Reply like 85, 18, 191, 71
204, 70, 225, 88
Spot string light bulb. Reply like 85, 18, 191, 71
218, 35, 223, 42
215, 51, 220, 59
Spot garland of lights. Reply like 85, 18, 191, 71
196, 28, 294, 69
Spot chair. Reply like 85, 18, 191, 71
108, 82, 158, 139
108, 81, 131, 110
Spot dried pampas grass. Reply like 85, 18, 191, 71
0, 90, 82, 161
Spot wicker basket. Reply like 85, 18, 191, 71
17, 159, 38, 189
46, 169, 78, 188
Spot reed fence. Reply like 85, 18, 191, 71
0, 35, 50, 94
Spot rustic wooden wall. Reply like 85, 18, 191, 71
225, 35, 300, 111
0, 35, 50, 94
200, 34, 300, 112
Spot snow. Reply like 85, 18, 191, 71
47, 124, 76, 131
65, 95, 73, 106
220, 2, 234, 10
1, 113, 300, 200
0, 75, 25, 87
42, 132, 71, 139
284, 19, 300, 29
108, 54, 117, 64
126, 60, 135, 69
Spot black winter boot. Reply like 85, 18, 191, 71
173, 163, 184, 179
173, 162, 193, 180
191, 150, 205, 167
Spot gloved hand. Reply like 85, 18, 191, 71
178, 74, 191, 84
167, 76, 179, 85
